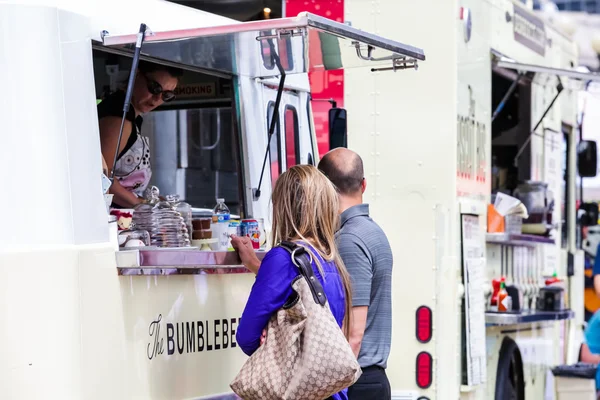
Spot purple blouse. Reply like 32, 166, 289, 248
236, 244, 348, 400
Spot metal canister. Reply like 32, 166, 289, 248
257, 218, 266, 249
227, 220, 241, 250
243, 219, 260, 250
240, 220, 249, 237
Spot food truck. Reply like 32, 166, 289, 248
0, 0, 426, 399
331, 0, 600, 399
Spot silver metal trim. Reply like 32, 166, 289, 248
115, 248, 266, 270
118, 266, 250, 276
354, 42, 397, 62
255, 28, 305, 41
91, 42, 232, 79
290, 246, 313, 268
495, 58, 600, 82
100, 12, 425, 62
306, 13, 425, 61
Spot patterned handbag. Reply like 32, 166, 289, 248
230, 241, 362, 400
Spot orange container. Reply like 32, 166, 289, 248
487, 204, 505, 233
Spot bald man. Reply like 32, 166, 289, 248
318, 149, 393, 400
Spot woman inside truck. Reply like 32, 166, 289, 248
98, 61, 182, 208
232, 165, 354, 400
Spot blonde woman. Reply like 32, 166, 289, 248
232, 165, 353, 400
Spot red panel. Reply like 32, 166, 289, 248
285, 108, 298, 167
285, 0, 344, 157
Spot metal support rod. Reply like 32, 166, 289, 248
310, 96, 337, 108
492, 74, 521, 122
514, 77, 564, 166
110, 23, 147, 181
371, 58, 418, 73
254, 39, 286, 200
371, 64, 418, 73
577, 81, 591, 249
355, 42, 399, 62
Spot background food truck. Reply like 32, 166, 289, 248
0, 0, 425, 399
331, 0, 600, 399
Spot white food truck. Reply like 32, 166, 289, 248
4, 0, 600, 399
0, 0, 426, 399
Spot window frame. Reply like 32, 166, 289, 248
267, 101, 282, 187
284, 105, 300, 168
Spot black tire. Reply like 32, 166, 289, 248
494, 337, 525, 400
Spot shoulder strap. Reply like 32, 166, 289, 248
279, 241, 327, 306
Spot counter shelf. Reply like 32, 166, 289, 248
485, 309, 574, 326
486, 233, 555, 247
116, 248, 267, 275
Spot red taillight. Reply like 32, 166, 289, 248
416, 351, 433, 389
416, 306, 432, 343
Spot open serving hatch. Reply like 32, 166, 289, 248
491, 53, 598, 189
99, 14, 426, 202
100, 12, 426, 78
493, 55, 600, 83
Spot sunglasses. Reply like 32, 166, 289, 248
144, 75, 176, 102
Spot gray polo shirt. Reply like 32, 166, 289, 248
336, 204, 393, 369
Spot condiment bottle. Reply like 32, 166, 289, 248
490, 277, 501, 310
498, 278, 510, 312
545, 272, 561, 286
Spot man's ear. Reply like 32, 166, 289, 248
361, 178, 367, 194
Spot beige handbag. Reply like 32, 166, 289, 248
231, 241, 361, 400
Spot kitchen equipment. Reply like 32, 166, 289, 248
537, 286, 565, 311
513, 181, 553, 225
506, 285, 522, 311
118, 228, 151, 248
167, 194, 193, 236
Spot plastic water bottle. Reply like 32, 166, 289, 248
213, 198, 231, 223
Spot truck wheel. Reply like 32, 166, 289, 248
494, 337, 525, 400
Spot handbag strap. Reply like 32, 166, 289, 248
279, 241, 327, 306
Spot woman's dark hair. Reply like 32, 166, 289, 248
138, 60, 183, 78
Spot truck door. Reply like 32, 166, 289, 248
262, 85, 313, 173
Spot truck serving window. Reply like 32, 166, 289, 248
92, 50, 244, 216
285, 106, 300, 168
267, 101, 282, 187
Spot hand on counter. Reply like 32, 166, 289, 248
231, 234, 261, 274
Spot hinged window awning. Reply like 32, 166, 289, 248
100, 12, 425, 78
494, 57, 600, 82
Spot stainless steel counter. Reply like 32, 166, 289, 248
485, 309, 574, 326
116, 248, 267, 275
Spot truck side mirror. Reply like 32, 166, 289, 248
580, 202, 599, 226
578, 140, 597, 178
329, 108, 347, 150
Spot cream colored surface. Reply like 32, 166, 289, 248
345, 0, 458, 398
344, 0, 583, 399
0, 244, 254, 399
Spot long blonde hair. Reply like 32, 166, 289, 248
271, 165, 353, 337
